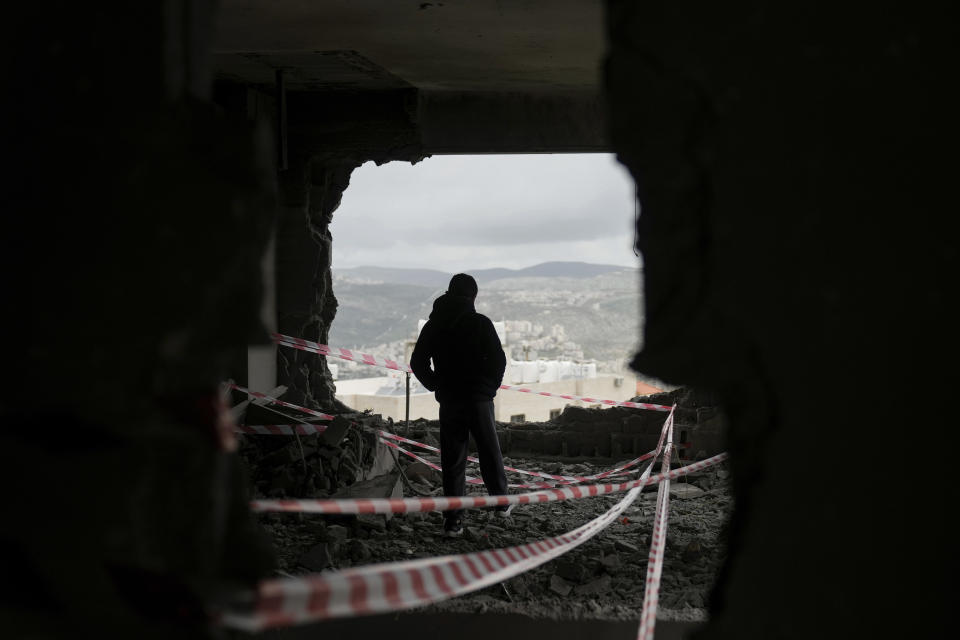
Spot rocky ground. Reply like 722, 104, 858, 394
242, 420, 732, 625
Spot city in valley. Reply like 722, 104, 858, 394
328, 262, 669, 422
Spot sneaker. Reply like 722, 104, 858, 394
443, 517, 464, 538
494, 503, 514, 518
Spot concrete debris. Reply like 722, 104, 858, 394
356, 513, 387, 532
670, 483, 705, 499
298, 542, 333, 571
573, 573, 611, 596
554, 557, 592, 583
549, 574, 573, 596
319, 415, 352, 447
324, 524, 349, 545
244, 402, 731, 621
682, 539, 704, 563
600, 553, 622, 572
613, 538, 640, 554
403, 461, 437, 482
347, 539, 372, 562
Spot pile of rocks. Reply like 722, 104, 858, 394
237, 390, 732, 622
237, 408, 397, 499
253, 449, 731, 621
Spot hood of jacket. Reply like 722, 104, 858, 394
428, 292, 476, 329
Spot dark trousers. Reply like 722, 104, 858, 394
438, 400, 507, 520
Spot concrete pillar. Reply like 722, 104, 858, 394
276, 155, 357, 410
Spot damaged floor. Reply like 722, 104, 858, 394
239, 414, 732, 631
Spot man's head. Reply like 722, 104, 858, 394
448, 273, 478, 300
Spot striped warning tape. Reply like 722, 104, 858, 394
216, 410, 676, 631
497, 383, 672, 412
380, 438, 624, 490
249, 450, 726, 515
638, 403, 675, 640
229, 384, 335, 420
226, 383, 665, 488
271, 332, 672, 412
221, 482, 649, 630
378, 430, 654, 483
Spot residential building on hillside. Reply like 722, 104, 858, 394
334, 317, 659, 422
335, 359, 651, 423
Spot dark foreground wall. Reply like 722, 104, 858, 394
2, 2, 277, 637
605, 2, 957, 637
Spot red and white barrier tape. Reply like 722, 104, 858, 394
249, 450, 726, 515
227, 384, 660, 487
637, 405, 675, 640
274, 333, 409, 372
217, 410, 676, 631
378, 430, 653, 483
272, 332, 672, 412
229, 383, 335, 420
380, 438, 616, 490
497, 384, 671, 412
222, 481, 649, 630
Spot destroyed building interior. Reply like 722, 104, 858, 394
2, 1, 955, 639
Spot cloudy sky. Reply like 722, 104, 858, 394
330, 153, 641, 272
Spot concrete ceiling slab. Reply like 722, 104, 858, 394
214, 51, 412, 91
215, 0, 604, 92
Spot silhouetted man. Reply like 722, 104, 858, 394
410, 273, 510, 537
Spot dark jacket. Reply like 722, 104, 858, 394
410, 293, 506, 403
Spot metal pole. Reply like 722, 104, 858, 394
405, 372, 411, 435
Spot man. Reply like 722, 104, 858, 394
410, 273, 511, 537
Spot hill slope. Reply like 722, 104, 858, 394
329, 263, 643, 364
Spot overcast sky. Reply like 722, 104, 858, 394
330, 153, 641, 272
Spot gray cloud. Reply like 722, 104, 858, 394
330, 154, 638, 270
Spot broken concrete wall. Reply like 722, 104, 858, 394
270, 90, 427, 410
605, 1, 956, 637
3, 2, 278, 636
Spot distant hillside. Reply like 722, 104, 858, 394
329, 262, 643, 363
334, 261, 632, 289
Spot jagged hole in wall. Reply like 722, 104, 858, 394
327, 153, 674, 421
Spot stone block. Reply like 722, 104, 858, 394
298, 542, 334, 571
362, 437, 396, 480
319, 415, 352, 447
669, 483, 705, 499
622, 414, 663, 435
601, 553, 622, 572
325, 524, 350, 544
356, 513, 387, 533
549, 574, 573, 596
541, 431, 563, 456
403, 461, 437, 483
347, 539, 372, 562
611, 436, 624, 459
610, 432, 633, 455
613, 538, 639, 554
574, 573, 611, 596
554, 557, 591, 583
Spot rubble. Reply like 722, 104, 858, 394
237, 399, 733, 622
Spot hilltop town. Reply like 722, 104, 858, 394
329, 262, 645, 380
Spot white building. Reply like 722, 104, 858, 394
335, 318, 647, 423
335, 359, 638, 424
